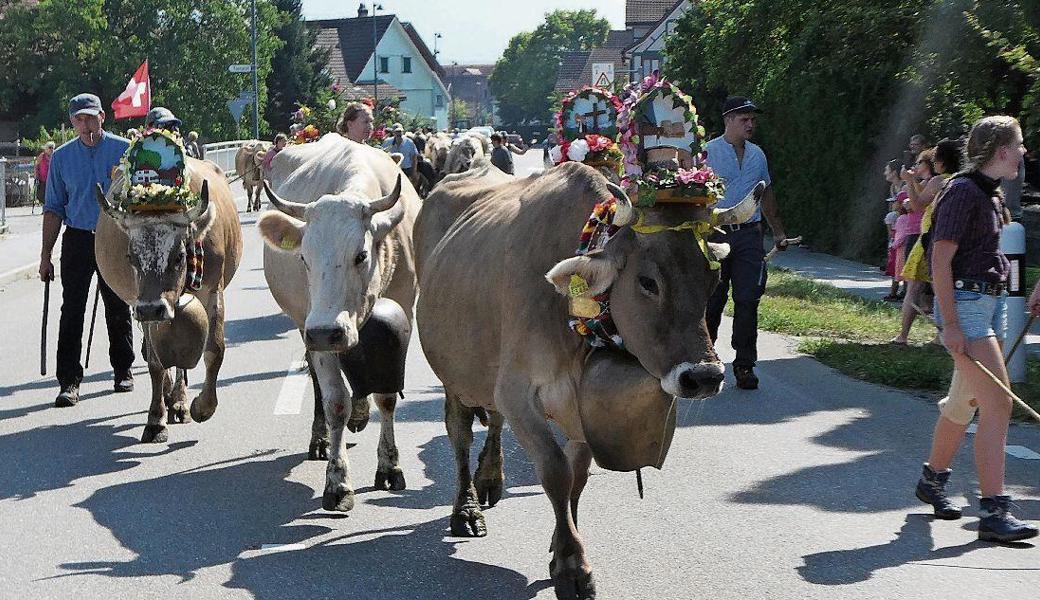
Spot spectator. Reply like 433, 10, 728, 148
336, 102, 375, 144
184, 131, 205, 160
917, 115, 1036, 543
144, 106, 182, 132
382, 123, 419, 183
891, 198, 912, 298
890, 147, 940, 344
883, 196, 905, 301
489, 133, 514, 174
904, 133, 929, 169
262, 133, 287, 174
544, 132, 559, 168
34, 141, 55, 205
884, 158, 902, 198
40, 93, 135, 407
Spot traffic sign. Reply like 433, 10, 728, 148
228, 64, 255, 73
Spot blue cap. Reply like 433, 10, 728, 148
69, 93, 103, 117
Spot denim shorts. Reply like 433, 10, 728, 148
933, 290, 1007, 341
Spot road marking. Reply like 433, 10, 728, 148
966, 423, 977, 434
1005, 445, 1040, 460
273, 359, 309, 415
259, 543, 306, 553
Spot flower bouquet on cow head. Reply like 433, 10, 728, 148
116, 128, 196, 213
551, 87, 625, 178
617, 73, 724, 207
289, 86, 342, 144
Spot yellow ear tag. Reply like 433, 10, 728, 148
568, 274, 590, 298
280, 237, 299, 250
567, 275, 600, 318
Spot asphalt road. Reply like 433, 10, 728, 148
1, 150, 1038, 599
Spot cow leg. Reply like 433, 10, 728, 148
189, 291, 225, 423
307, 358, 330, 460
497, 376, 595, 600
474, 410, 506, 507
312, 350, 355, 511
565, 441, 593, 526
244, 184, 253, 212
373, 393, 406, 491
141, 330, 170, 443
251, 183, 261, 211
347, 394, 371, 433
166, 368, 191, 424
446, 390, 486, 537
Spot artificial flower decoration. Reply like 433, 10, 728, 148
116, 128, 197, 213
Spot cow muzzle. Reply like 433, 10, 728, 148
305, 325, 359, 352
662, 362, 725, 400
134, 300, 175, 322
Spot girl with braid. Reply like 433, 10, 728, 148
914, 116, 1037, 542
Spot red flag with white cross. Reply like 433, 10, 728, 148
111, 60, 150, 119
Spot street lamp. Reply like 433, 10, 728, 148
434, 32, 442, 58
371, 3, 383, 107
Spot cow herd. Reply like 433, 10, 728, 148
94, 132, 762, 600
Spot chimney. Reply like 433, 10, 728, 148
357, 3, 368, 18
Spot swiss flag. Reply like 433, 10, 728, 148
111, 60, 150, 119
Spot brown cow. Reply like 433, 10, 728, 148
414, 161, 760, 599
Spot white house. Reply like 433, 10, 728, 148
624, 0, 691, 82
311, 4, 450, 129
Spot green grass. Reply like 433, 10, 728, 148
740, 268, 1040, 419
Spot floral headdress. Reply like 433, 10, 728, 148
116, 128, 196, 213
551, 87, 625, 176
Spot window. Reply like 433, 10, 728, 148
379, 56, 389, 73
402, 57, 412, 73
435, 94, 443, 108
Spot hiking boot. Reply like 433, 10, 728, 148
734, 366, 759, 390
978, 496, 1039, 543
915, 463, 962, 520
114, 370, 134, 393
55, 382, 80, 407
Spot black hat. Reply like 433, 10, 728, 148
145, 106, 182, 129
69, 93, 103, 117
722, 96, 762, 116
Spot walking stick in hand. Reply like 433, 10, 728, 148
764, 236, 803, 263
41, 279, 50, 376
84, 280, 100, 369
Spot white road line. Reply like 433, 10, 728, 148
1005, 445, 1040, 460
259, 543, 306, 552
273, 359, 309, 415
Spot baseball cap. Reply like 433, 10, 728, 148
145, 106, 182, 129
722, 96, 762, 117
69, 93, 103, 117
390, 123, 404, 133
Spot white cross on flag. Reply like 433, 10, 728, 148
111, 60, 151, 119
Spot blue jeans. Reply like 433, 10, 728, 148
933, 290, 1007, 341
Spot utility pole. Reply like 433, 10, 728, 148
251, 0, 259, 139
372, 3, 382, 107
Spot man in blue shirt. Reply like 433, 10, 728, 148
41, 93, 135, 407
382, 123, 419, 184
704, 97, 787, 390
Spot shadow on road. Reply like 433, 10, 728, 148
223, 312, 295, 346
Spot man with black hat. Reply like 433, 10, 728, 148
704, 96, 787, 390
40, 93, 135, 407
144, 106, 182, 132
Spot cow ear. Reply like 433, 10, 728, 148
545, 253, 618, 297
258, 211, 304, 253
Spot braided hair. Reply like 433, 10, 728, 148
964, 116, 1021, 172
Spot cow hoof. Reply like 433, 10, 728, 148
190, 398, 216, 423
308, 439, 329, 461
322, 488, 355, 512
476, 479, 503, 508
374, 468, 406, 491
167, 404, 192, 424
347, 402, 370, 433
450, 507, 487, 537
550, 558, 596, 600
141, 424, 169, 444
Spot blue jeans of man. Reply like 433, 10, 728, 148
705, 224, 767, 369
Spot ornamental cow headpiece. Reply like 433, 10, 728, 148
116, 128, 197, 213
551, 87, 625, 177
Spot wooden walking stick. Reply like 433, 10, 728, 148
1003, 314, 1036, 363
84, 280, 101, 369
41, 279, 50, 376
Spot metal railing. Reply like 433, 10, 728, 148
202, 139, 255, 177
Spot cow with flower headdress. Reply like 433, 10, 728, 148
549, 87, 626, 183
94, 128, 243, 443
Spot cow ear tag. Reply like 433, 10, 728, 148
568, 275, 601, 318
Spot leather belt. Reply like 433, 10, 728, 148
954, 278, 1006, 296
719, 221, 761, 233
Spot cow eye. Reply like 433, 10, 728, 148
638, 276, 659, 296
354, 250, 368, 266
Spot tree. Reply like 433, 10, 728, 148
0, 0, 283, 141
490, 10, 609, 127
265, 0, 331, 135
448, 98, 469, 126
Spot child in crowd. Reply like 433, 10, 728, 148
884, 198, 907, 300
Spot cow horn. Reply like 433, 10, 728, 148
369, 174, 403, 213
606, 182, 634, 226
95, 183, 125, 222
185, 180, 210, 223
263, 180, 308, 220
713, 181, 765, 226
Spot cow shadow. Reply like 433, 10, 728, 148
223, 312, 295, 346
0, 411, 191, 501
58, 453, 329, 582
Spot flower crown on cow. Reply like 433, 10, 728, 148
552, 87, 625, 176
617, 73, 724, 207
116, 128, 197, 213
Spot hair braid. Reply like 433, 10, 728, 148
964, 115, 1021, 172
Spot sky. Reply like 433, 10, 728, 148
302, 0, 626, 65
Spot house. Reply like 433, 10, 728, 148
623, 0, 692, 82
552, 30, 632, 93
442, 64, 496, 126
311, 4, 450, 129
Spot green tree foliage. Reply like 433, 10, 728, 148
490, 10, 610, 127
448, 98, 469, 126
665, 0, 1039, 260
0, 0, 283, 142
265, 0, 331, 135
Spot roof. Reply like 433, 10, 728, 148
400, 22, 446, 78
454, 64, 495, 77
623, 1, 690, 53
553, 48, 626, 93
340, 82, 405, 101
310, 15, 394, 82
625, 0, 678, 26
603, 29, 635, 49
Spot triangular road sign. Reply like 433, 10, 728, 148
595, 72, 612, 88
